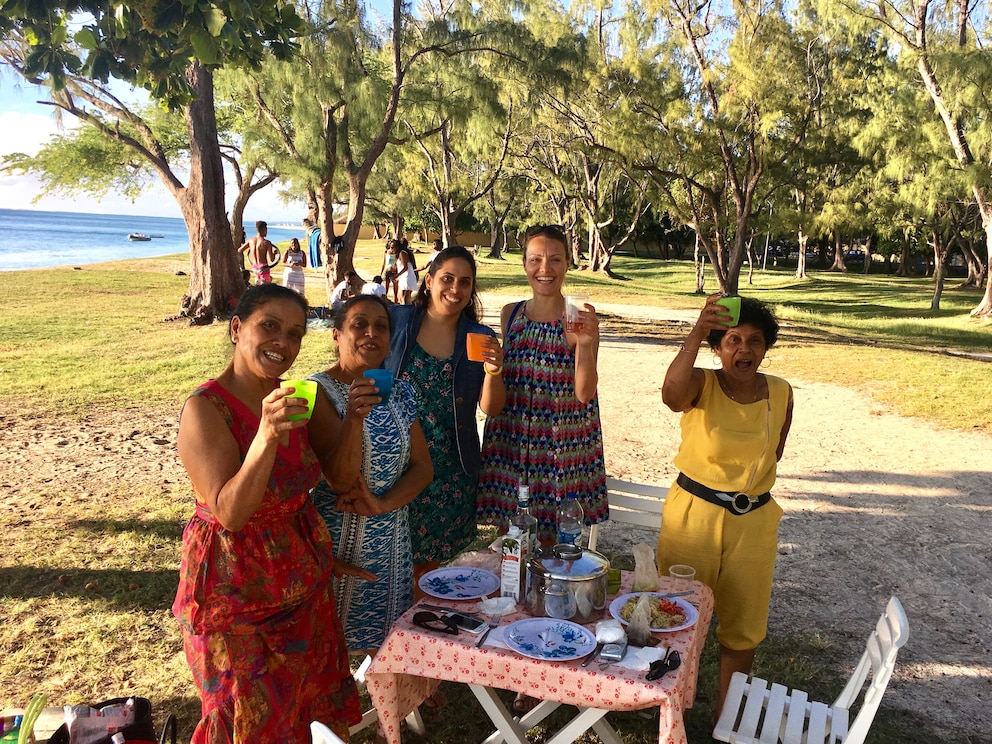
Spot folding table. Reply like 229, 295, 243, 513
365, 572, 714, 744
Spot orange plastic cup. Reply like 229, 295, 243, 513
466, 332, 489, 362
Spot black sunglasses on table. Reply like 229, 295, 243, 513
412, 611, 459, 635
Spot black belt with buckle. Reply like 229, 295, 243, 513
676, 473, 771, 515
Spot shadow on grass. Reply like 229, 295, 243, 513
66, 517, 185, 541
0, 566, 178, 608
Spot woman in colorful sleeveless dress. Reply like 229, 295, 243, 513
173, 284, 362, 743
477, 225, 608, 548
385, 246, 505, 592
308, 295, 434, 653
657, 294, 794, 727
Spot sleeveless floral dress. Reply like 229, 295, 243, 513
173, 380, 360, 744
477, 302, 608, 544
309, 372, 417, 649
398, 344, 478, 563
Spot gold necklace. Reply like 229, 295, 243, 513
717, 371, 760, 403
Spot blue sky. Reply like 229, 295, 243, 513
0, 68, 306, 222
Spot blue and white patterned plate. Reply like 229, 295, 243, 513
418, 567, 500, 600
504, 618, 597, 661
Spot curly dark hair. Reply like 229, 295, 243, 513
707, 296, 780, 350
413, 245, 482, 322
229, 284, 308, 342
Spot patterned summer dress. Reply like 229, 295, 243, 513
398, 344, 478, 563
477, 301, 608, 544
310, 372, 417, 649
173, 380, 361, 744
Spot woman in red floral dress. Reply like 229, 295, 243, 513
173, 284, 368, 743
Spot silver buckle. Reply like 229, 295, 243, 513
715, 491, 755, 514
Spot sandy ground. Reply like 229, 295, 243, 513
2, 297, 989, 742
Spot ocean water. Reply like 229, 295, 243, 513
0, 208, 305, 272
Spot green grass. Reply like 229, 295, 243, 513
1, 245, 986, 742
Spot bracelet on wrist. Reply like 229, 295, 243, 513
484, 364, 503, 376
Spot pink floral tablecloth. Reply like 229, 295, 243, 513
366, 572, 714, 744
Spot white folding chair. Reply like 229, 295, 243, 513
587, 477, 667, 551
310, 720, 346, 744
713, 596, 909, 744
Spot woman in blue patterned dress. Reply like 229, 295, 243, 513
308, 295, 434, 653
386, 246, 505, 591
477, 225, 608, 548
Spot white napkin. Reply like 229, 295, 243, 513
480, 625, 511, 649
617, 645, 668, 671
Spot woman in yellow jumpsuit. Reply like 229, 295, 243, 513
657, 294, 794, 726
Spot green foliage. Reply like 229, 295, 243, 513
1, 0, 305, 108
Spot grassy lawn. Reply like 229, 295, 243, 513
0, 244, 986, 742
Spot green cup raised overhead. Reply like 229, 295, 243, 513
280, 379, 318, 421
715, 296, 741, 326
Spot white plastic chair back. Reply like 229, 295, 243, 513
588, 477, 667, 551
835, 595, 909, 743
713, 596, 909, 744
310, 720, 346, 744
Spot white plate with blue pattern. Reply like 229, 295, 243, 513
504, 618, 597, 661
418, 567, 500, 600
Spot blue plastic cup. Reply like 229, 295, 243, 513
363, 368, 394, 405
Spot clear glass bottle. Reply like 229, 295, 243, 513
511, 484, 538, 557
556, 492, 584, 546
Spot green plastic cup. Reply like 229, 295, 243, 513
280, 379, 318, 421
715, 296, 742, 326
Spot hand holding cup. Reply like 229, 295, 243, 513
280, 379, 318, 421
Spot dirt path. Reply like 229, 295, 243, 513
3, 297, 989, 741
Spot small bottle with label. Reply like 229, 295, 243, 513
556, 492, 584, 546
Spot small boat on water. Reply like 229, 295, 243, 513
127, 233, 152, 241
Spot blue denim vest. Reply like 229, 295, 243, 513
385, 305, 496, 477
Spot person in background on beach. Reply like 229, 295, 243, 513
362, 275, 388, 298
331, 270, 364, 310
282, 237, 307, 296
379, 240, 400, 303
385, 245, 505, 600
239, 220, 281, 285
657, 294, 793, 728
173, 283, 364, 743
394, 239, 419, 304
425, 238, 443, 268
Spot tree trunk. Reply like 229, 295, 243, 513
863, 234, 874, 274
971, 216, 992, 317
931, 230, 946, 311
316, 181, 337, 305
693, 234, 706, 293
178, 63, 242, 324
959, 238, 985, 288
795, 230, 808, 279
829, 229, 847, 272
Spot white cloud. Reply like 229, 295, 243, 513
0, 110, 71, 157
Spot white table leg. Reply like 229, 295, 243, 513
543, 707, 612, 744
467, 684, 625, 744
468, 684, 531, 744
480, 698, 560, 744
591, 714, 625, 744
